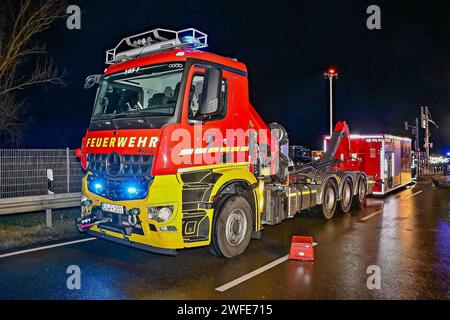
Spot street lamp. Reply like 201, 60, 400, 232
324, 67, 338, 136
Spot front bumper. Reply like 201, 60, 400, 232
78, 173, 205, 251
85, 228, 177, 256
78, 175, 213, 254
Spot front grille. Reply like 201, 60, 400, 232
86, 152, 153, 201
87, 153, 153, 177
88, 175, 151, 200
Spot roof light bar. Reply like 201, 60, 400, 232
105, 28, 208, 64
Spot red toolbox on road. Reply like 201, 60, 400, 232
289, 236, 315, 261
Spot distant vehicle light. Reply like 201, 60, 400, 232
429, 155, 449, 164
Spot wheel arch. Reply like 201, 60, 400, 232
209, 168, 258, 231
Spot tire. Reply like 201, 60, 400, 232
338, 178, 353, 214
353, 176, 367, 209
321, 179, 338, 219
208, 195, 253, 258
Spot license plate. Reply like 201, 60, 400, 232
102, 203, 124, 214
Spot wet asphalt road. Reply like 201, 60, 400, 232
0, 179, 448, 300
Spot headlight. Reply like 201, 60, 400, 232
158, 206, 173, 222
147, 207, 158, 220
146, 206, 174, 222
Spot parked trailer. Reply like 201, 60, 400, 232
76, 28, 373, 258
324, 134, 412, 195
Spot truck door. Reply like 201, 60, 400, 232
180, 63, 234, 168
385, 152, 394, 190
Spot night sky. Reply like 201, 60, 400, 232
21, 0, 450, 153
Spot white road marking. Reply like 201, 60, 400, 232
0, 237, 96, 259
215, 255, 289, 292
360, 209, 383, 221
216, 242, 318, 292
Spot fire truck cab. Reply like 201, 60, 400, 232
76, 28, 372, 258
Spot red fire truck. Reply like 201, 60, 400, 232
76, 28, 373, 257
324, 134, 412, 195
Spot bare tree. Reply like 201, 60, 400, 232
0, 0, 66, 146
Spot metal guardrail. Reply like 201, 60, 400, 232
0, 149, 84, 227
0, 192, 82, 227
0, 193, 81, 215
0, 148, 83, 199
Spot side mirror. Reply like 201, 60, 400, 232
199, 68, 222, 117
84, 74, 104, 89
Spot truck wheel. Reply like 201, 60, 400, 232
208, 195, 253, 258
321, 180, 338, 219
339, 178, 353, 214
353, 176, 367, 209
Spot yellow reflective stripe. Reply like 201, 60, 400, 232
290, 190, 317, 197
179, 149, 193, 156
300, 190, 317, 195
208, 147, 220, 153
194, 148, 206, 154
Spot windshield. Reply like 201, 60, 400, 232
92, 63, 184, 119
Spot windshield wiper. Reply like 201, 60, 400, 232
119, 109, 156, 126
93, 111, 134, 120
93, 107, 172, 122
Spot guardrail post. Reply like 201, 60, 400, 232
46, 169, 54, 228
66, 148, 70, 193
45, 209, 52, 228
